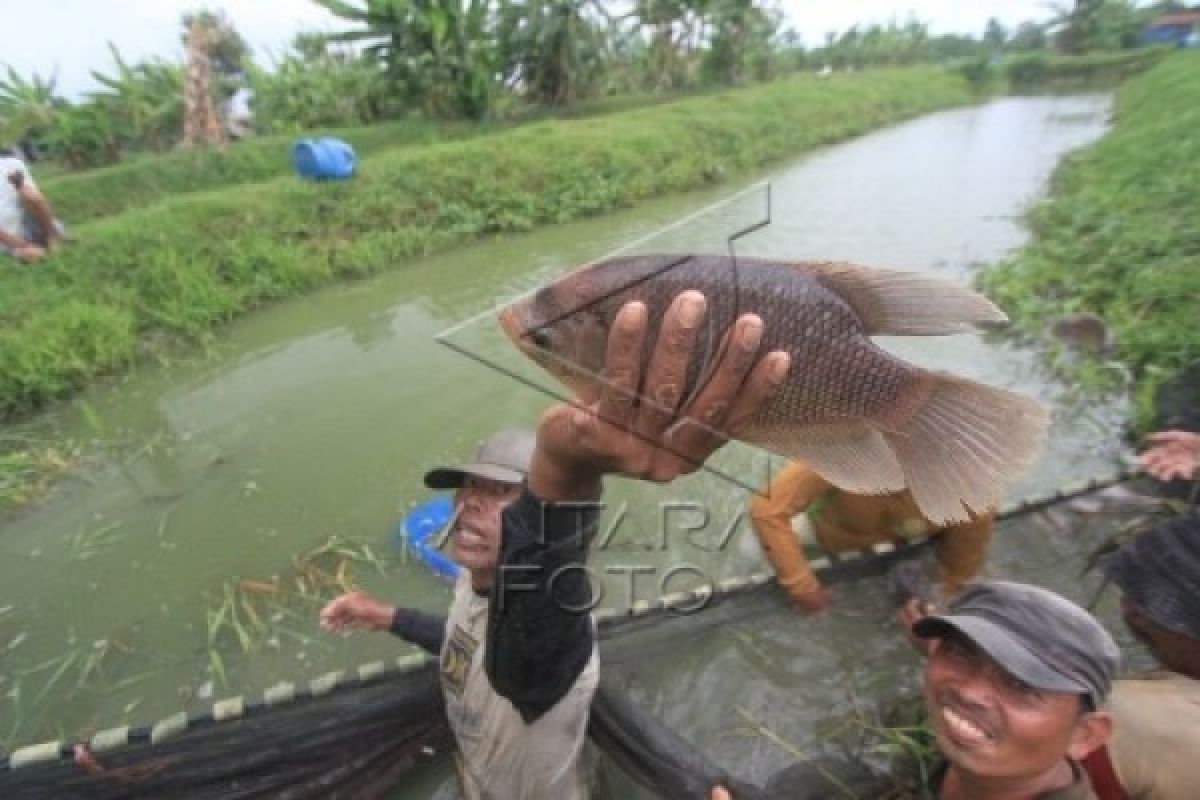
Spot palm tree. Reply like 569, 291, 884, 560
704, 0, 779, 84
497, 0, 607, 105
317, 0, 499, 119
1049, 0, 1143, 54
630, 0, 706, 90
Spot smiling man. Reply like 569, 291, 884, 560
910, 581, 1119, 800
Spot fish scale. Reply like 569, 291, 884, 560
501, 254, 1048, 524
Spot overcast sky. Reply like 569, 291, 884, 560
7, 0, 1058, 98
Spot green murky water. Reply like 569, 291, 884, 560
2, 95, 1137, 795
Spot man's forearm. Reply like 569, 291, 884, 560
388, 608, 446, 654
486, 486, 598, 723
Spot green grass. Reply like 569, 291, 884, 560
39, 118, 498, 225
0, 67, 971, 428
980, 52, 1200, 429
1004, 48, 1170, 92
37, 92, 694, 226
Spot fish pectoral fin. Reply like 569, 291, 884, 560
748, 420, 907, 496
790, 261, 1009, 336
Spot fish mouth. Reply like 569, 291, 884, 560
499, 305, 551, 362
499, 306, 525, 348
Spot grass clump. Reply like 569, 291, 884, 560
37, 92, 694, 226
1, 66, 970, 424
980, 52, 1200, 429
1004, 48, 1170, 92
39, 118, 490, 225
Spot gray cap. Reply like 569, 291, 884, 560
913, 580, 1120, 706
423, 429, 536, 490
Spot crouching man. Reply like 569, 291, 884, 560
0, 148, 65, 263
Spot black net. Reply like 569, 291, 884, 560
0, 477, 1159, 800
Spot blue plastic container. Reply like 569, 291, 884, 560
292, 137, 357, 181
392, 496, 462, 582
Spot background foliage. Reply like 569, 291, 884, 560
980, 52, 1200, 429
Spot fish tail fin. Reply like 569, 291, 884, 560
802, 262, 1009, 335
882, 372, 1049, 524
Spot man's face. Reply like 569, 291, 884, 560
450, 475, 522, 581
924, 633, 1096, 782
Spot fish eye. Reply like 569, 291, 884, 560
527, 329, 553, 351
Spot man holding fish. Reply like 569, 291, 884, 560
323, 290, 789, 799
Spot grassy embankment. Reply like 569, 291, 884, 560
980, 53, 1200, 428
1003, 48, 1170, 92
38, 91, 691, 225
0, 66, 971, 510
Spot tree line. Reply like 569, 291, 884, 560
0, 0, 1185, 170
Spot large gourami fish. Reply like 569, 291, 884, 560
499, 254, 1049, 524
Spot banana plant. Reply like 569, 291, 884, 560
88, 44, 184, 153
318, 0, 501, 119
0, 67, 62, 150
42, 104, 122, 169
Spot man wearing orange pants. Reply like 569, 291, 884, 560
749, 461, 994, 613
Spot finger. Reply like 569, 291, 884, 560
665, 314, 767, 461
1137, 451, 1161, 470
1145, 430, 1189, 445
635, 291, 706, 441
1165, 461, 1197, 481
595, 302, 648, 432
724, 350, 790, 437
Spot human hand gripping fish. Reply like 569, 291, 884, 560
500, 255, 1049, 524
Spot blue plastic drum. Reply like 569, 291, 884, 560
292, 137, 357, 181
394, 496, 462, 581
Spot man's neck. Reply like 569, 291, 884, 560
941, 760, 1076, 800
470, 569, 493, 596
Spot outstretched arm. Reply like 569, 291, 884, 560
319, 591, 446, 655
487, 292, 790, 722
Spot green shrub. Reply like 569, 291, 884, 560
3, 67, 970, 422
980, 53, 1200, 430
1004, 48, 1169, 92
39, 91, 702, 225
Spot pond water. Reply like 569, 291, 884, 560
0, 94, 1137, 797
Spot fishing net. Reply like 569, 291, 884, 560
1, 475, 1157, 800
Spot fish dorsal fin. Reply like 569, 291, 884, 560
786, 261, 1008, 336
